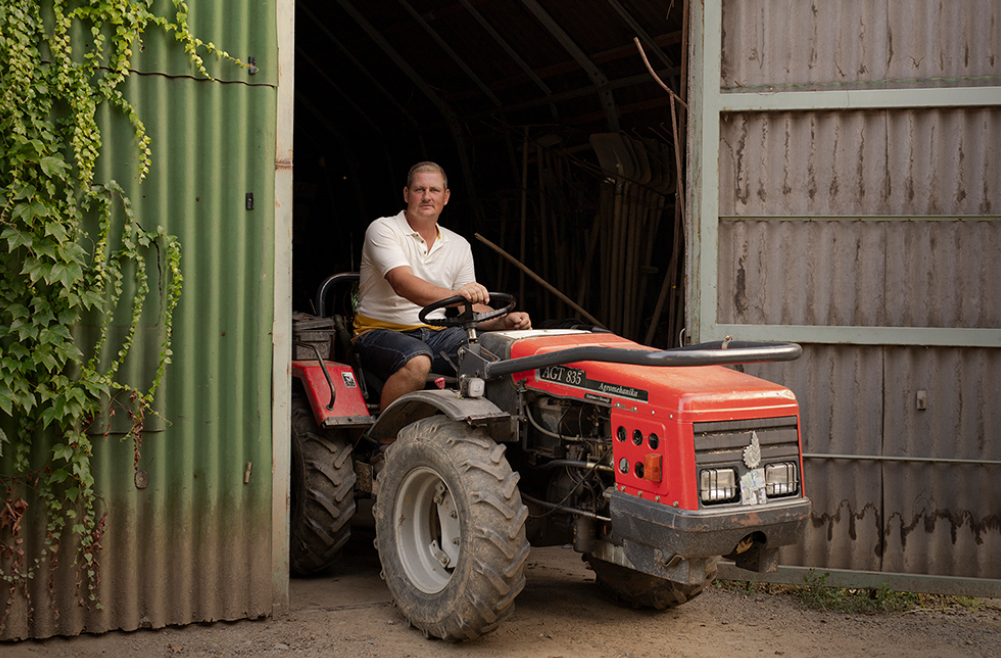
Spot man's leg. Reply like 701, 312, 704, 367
424, 327, 468, 375
380, 353, 431, 410
353, 329, 435, 413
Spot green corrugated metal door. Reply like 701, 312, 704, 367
1, 1, 282, 639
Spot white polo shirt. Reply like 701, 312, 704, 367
354, 210, 476, 333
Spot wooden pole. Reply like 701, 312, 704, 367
520, 127, 529, 307
475, 233, 605, 328
537, 143, 551, 320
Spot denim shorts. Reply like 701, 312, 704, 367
354, 327, 467, 381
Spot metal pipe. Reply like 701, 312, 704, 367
483, 340, 803, 379
604, 0, 676, 70
521, 493, 612, 523
294, 341, 336, 410
315, 272, 359, 318
803, 453, 1001, 467
537, 459, 614, 473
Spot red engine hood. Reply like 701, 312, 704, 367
508, 332, 797, 421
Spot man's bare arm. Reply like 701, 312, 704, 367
475, 305, 532, 332
385, 266, 489, 306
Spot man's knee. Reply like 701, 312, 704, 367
397, 354, 431, 383
381, 355, 431, 410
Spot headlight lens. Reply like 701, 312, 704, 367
700, 468, 737, 503
765, 462, 799, 496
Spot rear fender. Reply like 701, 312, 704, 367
291, 360, 372, 429
367, 389, 513, 443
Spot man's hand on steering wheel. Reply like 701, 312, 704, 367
418, 291, 521, 329
453, 282, 489, 306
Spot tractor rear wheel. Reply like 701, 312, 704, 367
374, 416, 530, 641
290, 388, 357, 576
586, 555, 719, 609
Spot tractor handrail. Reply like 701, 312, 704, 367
481, 340, 802, 380
294, 340, 337, 410
315, 272, 359, 318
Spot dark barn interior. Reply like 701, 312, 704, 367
292, 0, 689, 347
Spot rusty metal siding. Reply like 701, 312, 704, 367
718, 219, 888, 327
718, 108, 1001, 218
718, 219, 1001, 328
721, 0, 1001, 92
690, 0, 1001, 592
880, 346, 1001, 578
1, 2, 279, 640
745, 348, 885, 572
747, 345, 1001, 578
883, 220, 1001, 328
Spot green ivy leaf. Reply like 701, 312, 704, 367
49, 468, 70, 484
2, 226, 32, 250
44, 221, 69, 243
39, 155, 69, 177
51, 443, 74, 462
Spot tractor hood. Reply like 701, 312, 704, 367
477, 330, 798, 421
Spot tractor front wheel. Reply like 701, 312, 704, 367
374, 416, 530, 641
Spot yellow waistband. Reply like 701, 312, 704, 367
352, 313, 444, 338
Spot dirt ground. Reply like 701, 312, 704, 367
5, 525, 1000, 658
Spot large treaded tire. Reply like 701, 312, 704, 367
290, 389, 357, 576
587, 555, 719, 610
374, 416, 530, 641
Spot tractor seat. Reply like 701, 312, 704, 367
317, 272, 458, 406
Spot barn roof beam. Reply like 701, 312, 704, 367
460, 66, 679, 124
604, 0, 676, 71
334, 0, 484, 226
296, 48, 385, 135
397, 0, 504, 107
518, 0, 620, 132
300, 4, 421, 132
448, 31, 682, 102
458, 0, 553, 98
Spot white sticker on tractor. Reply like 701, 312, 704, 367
740, 468, 767, 506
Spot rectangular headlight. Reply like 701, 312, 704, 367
765, 462, 798, 496
700, 468, 737, 503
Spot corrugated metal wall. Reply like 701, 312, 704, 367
690, 0, 1001, 591
721, 0, 1001, 91
0, 2, 280, 640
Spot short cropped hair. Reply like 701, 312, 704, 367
406, 161, 448, 190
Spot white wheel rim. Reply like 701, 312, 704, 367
394, 466, 461, 593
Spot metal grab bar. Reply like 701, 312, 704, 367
294, 341, 337, 410
482, 340, 803, 379
315, 272, 359, 318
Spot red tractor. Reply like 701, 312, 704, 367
290, 274, 810, 641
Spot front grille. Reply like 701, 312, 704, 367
693, 416, 800, 507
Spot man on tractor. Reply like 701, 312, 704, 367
291, 162, 810, 640
352, 161, 532, 411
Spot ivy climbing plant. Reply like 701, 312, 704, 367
0, 0, 239, 624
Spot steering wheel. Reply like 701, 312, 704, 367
418, 292, 517, 329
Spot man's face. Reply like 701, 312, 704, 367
403, 171, 450, 222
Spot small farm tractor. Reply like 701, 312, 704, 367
290, 273, 811, 641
